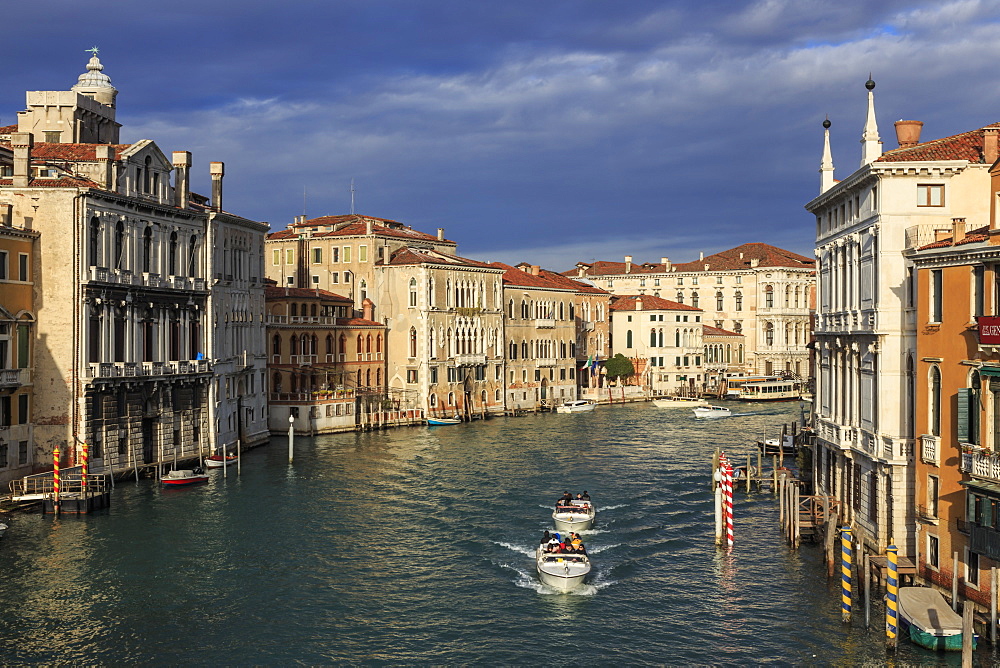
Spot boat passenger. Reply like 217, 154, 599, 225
558, 491, 573, 506
581, 491, 591, 500
541, 530, 551, 544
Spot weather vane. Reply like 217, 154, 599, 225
86, 46, 100, 56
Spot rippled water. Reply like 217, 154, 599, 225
0, 402, 992, 664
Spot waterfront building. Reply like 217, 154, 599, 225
0, 54, 268, 477
565, 243, 813, 377
608, 295, 704, 396
0, 219, 38, 487
702, 325, 747, 395
533, 267, 612, 395
807, 78, 995, 557
266, 215, 507, 418
264, 283, 396, 433
490, 263, 579, 410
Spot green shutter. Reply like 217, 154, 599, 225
986, 497, 994, 527
16, 324, 28, 368
969, 491, 977, 524
958, 388, 971, 443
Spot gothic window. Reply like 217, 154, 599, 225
188, 235, 197, 276
168, 232, 178, 275
409, 327, 417, 358
735, 291, 743, 311
765, 285, 774, 308
764, 322, 774, 346
676, 291, 683, 304
272, 335, 281, 356
929, 365, 942, 437
409, 278, 417, 307
115, 221, 125, 269
691, 292, 699, 308
89, 217, 101, 267
716, 291, 723, 311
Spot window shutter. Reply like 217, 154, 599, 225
968, 491, 977, 524
957, 388, 971, 443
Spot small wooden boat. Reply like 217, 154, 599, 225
204, 454, 238, 469
552, 500, 596, 532
693, 405, 732, 419
897, 586, 975, 651
536, 545, 591, 591
757, 437, 797, 456
555, 400, 596, 413
427, 417, 461, 425
161, 469, 209, 487
652, 396, 708, 408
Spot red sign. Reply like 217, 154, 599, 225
980, 316, 1000, 344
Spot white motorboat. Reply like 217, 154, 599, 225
555, 400, 596, 414
552, 500, 596, 532
204, 453, 238, 469
536, 545, 591, 591
652, 396, 709, 408
692, 405, 732, 419
161, 469, 209, 487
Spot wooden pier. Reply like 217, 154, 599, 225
9, 466, 112, 514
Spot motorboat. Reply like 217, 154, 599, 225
652, 396, 709, 408
536, 545, 591, 591
555, 400, 596, 414
161, 469, 209, 487
693, 405, 732, 419
552, 500, 595, 532
757, 437, 797, 456
897, 586, 975, 651
204, 454, 238, 469
427, 417, 461, 425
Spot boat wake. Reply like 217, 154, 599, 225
494, 541, 536, 557
600, 503, 628, 511
587, 543, 621, 554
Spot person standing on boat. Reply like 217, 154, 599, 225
541, 530, 551, 544
557, 491, 573, 507
581, 491, 591, 500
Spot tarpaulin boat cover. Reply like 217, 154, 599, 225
898, 587, 963, 635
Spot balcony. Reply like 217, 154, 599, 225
920, 435, 940, 465
290, 354, 318, 365
581, 320, 595, 331
535, 358, 558, 367
88, 359, 211, 379
961, 446, 1000, 481
454, 353, 486, 366
535, 318, 556, 329
970, 524, 1000, 562
0, 368, 30, 388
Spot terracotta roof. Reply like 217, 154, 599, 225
0, 176, 105, 189
565, 243, 814, 277
536, 268, 610, 295
342, 317, 384, 327
385, 246, 498, 270
0, 125, 16, 136
609, 294, 702, 312
878, 122, 1000, 163
29, 143, 132, 161
268, 214, 451, 244
703, 325, 743, 337
916, 225, 991, 250
264, 286, 352, 302
488, 262, 577, 290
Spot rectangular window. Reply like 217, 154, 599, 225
429, 366, 438, 384
930, 269, 943, 322
974, 265, 985, 318
406, 369, 418, 383
17, 394, 27, 424
927, 475, 939, 518
18, 440, 27, 466
343, 247, 351, 263
272, 249, 280, 265
968, 550, 980, 586
0, 441, 7, 468
330, 247, 339, 263
330, 272, 339, 284
928, 534, 939, 569
359, 245, 368, 262
44, 131, 61, 143
285, 249, 294, 264
312, 248, 323, 264
918, 184, 945, 207
18, 254, 28, 281
0, 251, 7, 279
311, 275, 319, 285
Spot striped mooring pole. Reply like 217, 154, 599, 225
81, 441, 88, 494
52, 446, 61, 513
841, 526, 853, 623
723, 460, 734, 548
886, 543, 899, 649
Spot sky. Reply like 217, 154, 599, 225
4, 1, 1000, 271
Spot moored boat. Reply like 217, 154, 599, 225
161, 469, 209, 487
555, 400, 596, 413
693, 405, 732, 419
536, 545, 591, 591
427, 417, 461, 425
204, 454, 238, 469
652, 396, 709, 408
552, 500, 595, 532
756, 437, 797, 456
897, 586, 975, 651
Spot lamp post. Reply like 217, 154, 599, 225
288, 413, 295, 463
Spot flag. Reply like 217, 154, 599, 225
591, 354, 600, 375
581, 354, 592, 372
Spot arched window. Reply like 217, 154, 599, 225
785, 285, 791, 307
738, 344, 744, 363
716, 291, 723, 311
447, 392, 455, 406
675, 330, 681, 347
272, 335, 281, 356
339, 334, 347, 356
365, 335, 372, 353
968, 371, 981, 444
521, 340, 528, 358
509, 341, 517, 359
735, 291, 743, 311
409, 327, 417, 358
290, 334, 298, 357
764, 285, 774, 308
929, 366, 942, 437
376, 335, 382, 354
508, 299, 515, 319
188, 235, 198, 276
376, 368, 382, 386
356, 335, 363, 356
626, 330, 633, 348
311, 335, 318, 354
272, 372, 282, 394
650, 329, 657, 347
89, 217, 101, 266
430, 393, 438, 407
676, 291, 684, 304
326, 335, 334, 355
764, 322, 774, 346
291, 303, 298, 317
691, 292, 699, 308
409, 278, 417, 307
114, 221, 125, 269
360, 279, 367, 303
310, 304, 317, 317
168, 232, 178, 275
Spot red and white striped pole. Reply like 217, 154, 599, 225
723, 458, 734, 548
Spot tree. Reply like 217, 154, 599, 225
604, 354, 635, 386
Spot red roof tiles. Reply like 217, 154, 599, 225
565, 242, 814, 277
878, 123, 1000, 163
264, 286, 352, 302
268, 214, 450, 244
916, 225, 991, 250
609, 294, 702, 312
703, 325, 743, 337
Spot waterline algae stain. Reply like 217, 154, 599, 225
0, 402, 992, 664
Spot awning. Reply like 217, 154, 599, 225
978, 366, 1000, 378
961, 478, 1000, 497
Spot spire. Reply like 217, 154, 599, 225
860, 75, 882, 166
820, 116, 835, 194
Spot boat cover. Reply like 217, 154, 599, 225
898, 587, 963, 635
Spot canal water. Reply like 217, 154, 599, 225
0, 402, 993, 665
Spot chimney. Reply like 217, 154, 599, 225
210, 161, 224, 211
625, 255, 632, 273
894, 120, 923, 149
172, 151, 191, 209
699, 251, 704, 261
577, 265, 586, 277
366, 218, 373, 235
635, 297, 642, 311
661, 256, 671, 272
437, 228, 445, 241
750, 258, 759, 268
739, 252, 744, 260
985, 127, 1000, 165
362, 298, 374, 321
11, 132, 31, 187
96, 144, 114, 190
531, 265, 540, 276
952, 217, 967, 244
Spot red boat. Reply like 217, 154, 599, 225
161, 469, 209, 486
204, 454, 237, 469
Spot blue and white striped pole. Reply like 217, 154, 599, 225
841, 526, 853, 623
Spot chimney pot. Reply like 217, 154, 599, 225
437, 227, 445, 241
952, 217, 967, 244
985, 127, 1000, 165
625, 255, 632, 273
531, 265, 540, 276
172, 151, 191, 209
11, 132, 32, 187
699, 251, 704, 261
210, 161, 224, 211
894, 120, 924, 149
